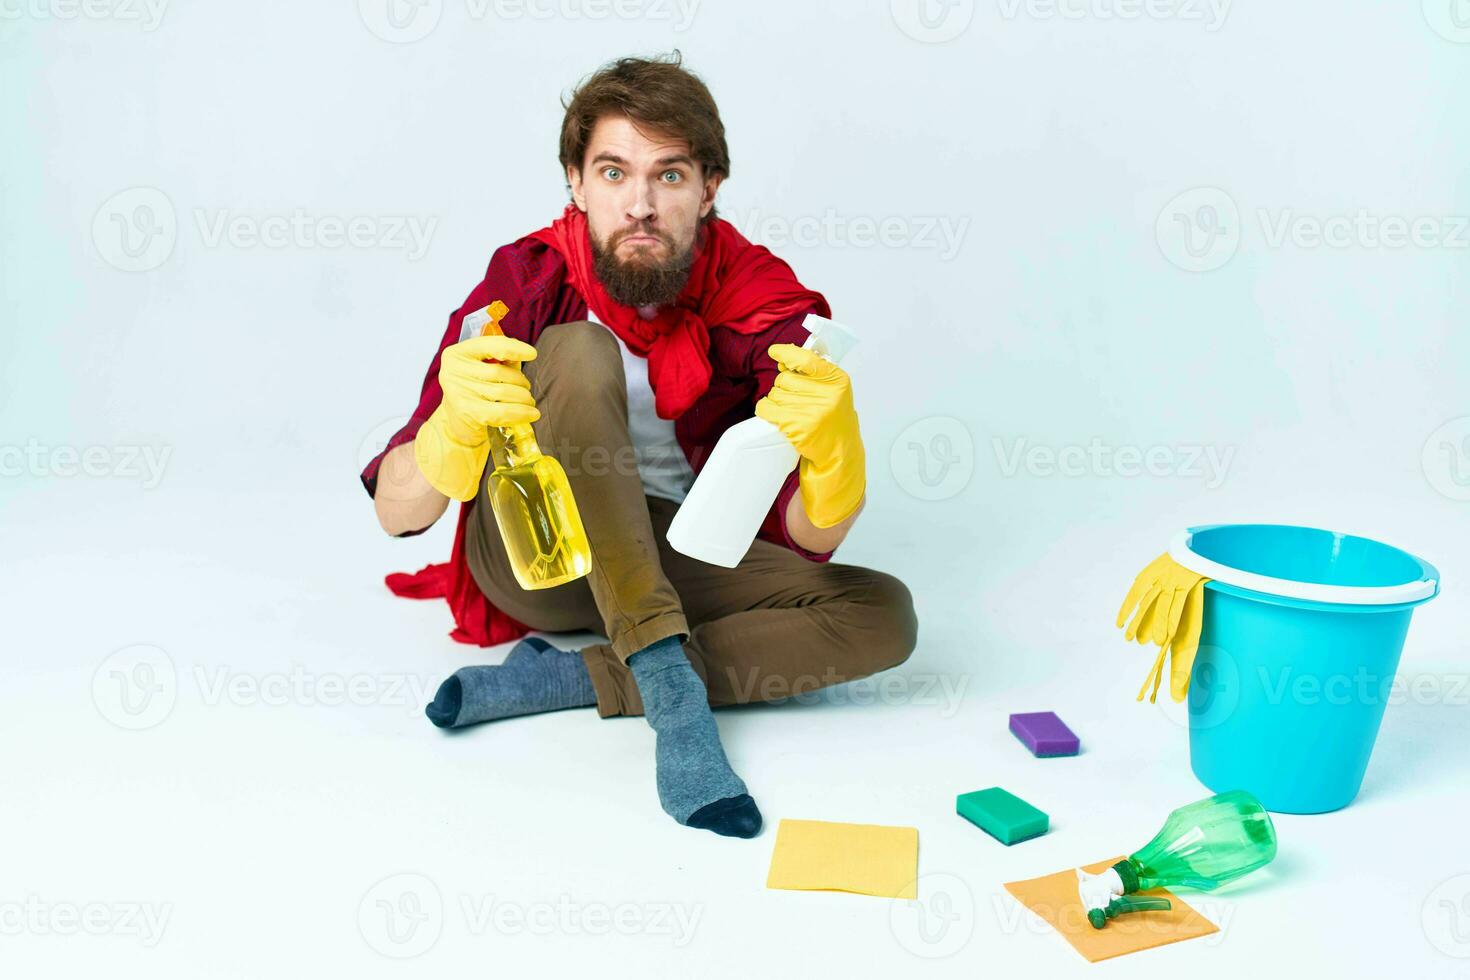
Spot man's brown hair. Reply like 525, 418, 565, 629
559, 52, 731, 188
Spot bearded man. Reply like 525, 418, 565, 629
362, 54, 917, 839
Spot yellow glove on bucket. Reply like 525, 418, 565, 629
1116, 552, 1210, 703
755, 343, 866, 528
414, 320, 540, 502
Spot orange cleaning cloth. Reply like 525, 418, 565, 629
1004, 857, 1219, 962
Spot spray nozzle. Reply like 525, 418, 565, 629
1077, 865, 1172, 929
1076, 866, 1124, 919
459, 300, 510, 342
459, 300, 519, 374
800, 314, 858, 364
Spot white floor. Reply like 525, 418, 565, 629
5, 469, 1469, 979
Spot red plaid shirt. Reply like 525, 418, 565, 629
361, 238, 832, 644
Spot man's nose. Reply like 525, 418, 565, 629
626, 184, 656, 223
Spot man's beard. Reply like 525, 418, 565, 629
591, 223, 696, 309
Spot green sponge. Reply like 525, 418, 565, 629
956, 787, 1049, 845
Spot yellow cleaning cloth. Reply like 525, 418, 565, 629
765, 819, 919, 899
1004, 857, 1218, 963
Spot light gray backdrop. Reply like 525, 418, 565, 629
3, 2, 1468, 978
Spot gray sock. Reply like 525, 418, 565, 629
628, 636, 762, 839
425, 637, 596, 728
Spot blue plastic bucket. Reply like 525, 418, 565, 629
1172, 524, 1440, 814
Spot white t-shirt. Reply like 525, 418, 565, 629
586, 310, 697, 504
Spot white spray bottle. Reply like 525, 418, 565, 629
666, 313, 858, 567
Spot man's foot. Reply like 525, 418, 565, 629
628, 637, 762, 839
425, 637, 597, 728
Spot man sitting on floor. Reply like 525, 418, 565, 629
362, 53, 917, 839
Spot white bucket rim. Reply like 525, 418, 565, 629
1168, 527, 1438, 607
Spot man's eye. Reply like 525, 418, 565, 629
603, 167, 622, 181
662, 171, 683, 183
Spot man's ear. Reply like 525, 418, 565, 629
567, 165, 587, 211
698, 172, 724, 220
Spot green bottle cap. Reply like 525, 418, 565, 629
1112, 858, 1140, 894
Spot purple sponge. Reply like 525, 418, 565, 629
1009, 712, 1080, 757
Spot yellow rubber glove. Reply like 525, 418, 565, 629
754, 343, 866, 528
413, 334, 540, 502
1115, 552, 1210, 702
1166, 579, 1207, 702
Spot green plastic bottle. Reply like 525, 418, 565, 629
1080, 790, 1278, 929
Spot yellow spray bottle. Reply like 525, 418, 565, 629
462, 301, 592, 590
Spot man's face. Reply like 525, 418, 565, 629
567, 114, 722, 309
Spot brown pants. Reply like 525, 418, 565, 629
464, 321, 918, 717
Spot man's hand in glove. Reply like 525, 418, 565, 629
413, 335, 540, 502
755, 343, 867, 530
